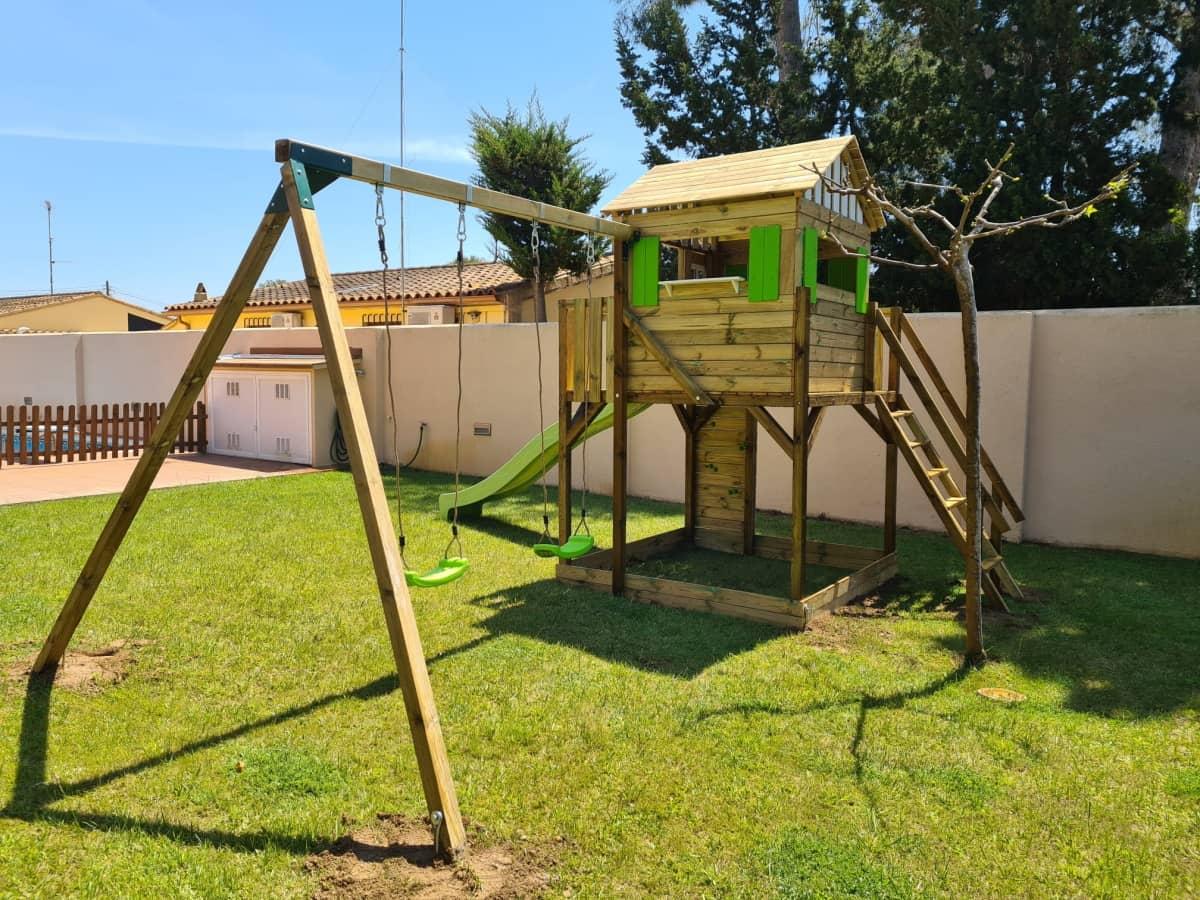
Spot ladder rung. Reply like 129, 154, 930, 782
890, 409, 914, 418
943, 496, 966, 509
925, 467, 948, 477
982, 556, 1002, 571
906, 439, 929, 449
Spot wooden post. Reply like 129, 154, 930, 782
32, 203, 289, 673
557, 300, 573, 545
883, 307, 902, 554
791, 287, 811, 603
681, 408, 697, 542
281, 161, 466, 858
743, 409, 758, 554
611, 240, 630, 595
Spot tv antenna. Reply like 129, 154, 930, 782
44, 201, 56, 294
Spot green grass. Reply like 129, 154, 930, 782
0, 468, 1197, 897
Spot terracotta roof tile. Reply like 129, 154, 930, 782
167, 262, 525, 311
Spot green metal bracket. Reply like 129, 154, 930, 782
265, 161, 339, 214
284, 141, 354, 177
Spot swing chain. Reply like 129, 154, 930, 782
375, 185, 389, 266
575, 231, 596, 537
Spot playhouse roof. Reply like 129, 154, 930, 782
602, 136, 884, 230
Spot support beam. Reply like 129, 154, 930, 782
563, 401, 606, 450
275, 139, 633, 241
282, 161, 466, 858
805, 407, 827, 454
743, 409, 758, 554
623, 308, 715, 406
611, 243, 630, 596
884, 308, 901, 554
33, 202, 289, 673
749, 406, 793, 455
791, 287, 811, 603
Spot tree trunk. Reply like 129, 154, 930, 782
533, 279, 547, 323
1157, 11, 1199, 303
1159, 13, 1200, 230
951, 248, 986, 666
774, 0, 802, 82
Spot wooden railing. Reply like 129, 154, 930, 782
0, 402, 207, 468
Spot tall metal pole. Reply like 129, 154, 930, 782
44, 201, 54, 295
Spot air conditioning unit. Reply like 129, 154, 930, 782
270, 312, 302, 328
406, 305, 454, 326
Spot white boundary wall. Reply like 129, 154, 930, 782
1, 307, 1196, 558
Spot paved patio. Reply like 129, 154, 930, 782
0, 454, 316, 506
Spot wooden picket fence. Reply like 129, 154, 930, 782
0, 402, 207, 468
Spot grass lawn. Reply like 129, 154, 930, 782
0, 468, 1197, 897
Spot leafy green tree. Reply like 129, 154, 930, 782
616, 0, 833, 166
469, 98, 612, 321
617, 0, 1195, 308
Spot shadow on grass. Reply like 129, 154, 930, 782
466, 579, 781, 679
2, 670, 401, 856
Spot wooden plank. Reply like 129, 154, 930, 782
898, 313, 1025, 524
32, 203, 289, 674
30, 405, 41, 464
803, 552, 899, 616
611, 242, 630, 596
623, 307, 715, 405
17, 405, 28, 465
753, 535, 885, 568
791, 286, 810, 602
622, 196, 796, 230
65, 405, 76, 463
276, 139, 633, 240
587, 294, 603, 403
749, 407, 793, 455
640, 310, 795, 332
3, 406, 12, 466
282, 163, 465, 857
809, 314, 866, 337
810, 329, 866, 351
629, 343, 793, 363
570, 527, 688, 570
806, 407, 827, 454
626, 374, 794, 394
651, 326, 794, 347
884, 309, 901, 553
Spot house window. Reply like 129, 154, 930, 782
244, 315, 272, 328
362, 312, 404, 326
467, 310, 482, 322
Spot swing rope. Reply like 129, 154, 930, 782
443, 202, 469, 562
376, 184, 407, 565
531, 231, 597, 560
532, 223, 553, 542
575, 234, 596, 540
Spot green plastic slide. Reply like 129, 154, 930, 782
437, 402, 649, 521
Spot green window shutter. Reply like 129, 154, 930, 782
855, 245, 870, 314
802, 227, 820, 303
747, 224, 781, 302
630, 236, 660, 308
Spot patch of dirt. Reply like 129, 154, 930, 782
7, 640, 150, 694
306, 815, 555, 899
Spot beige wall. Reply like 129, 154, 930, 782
1, 307, 1196, 558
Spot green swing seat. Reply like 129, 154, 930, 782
404, 557, 470, 588
532, 534, 596, 560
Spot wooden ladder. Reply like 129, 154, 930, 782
874, 394, 1021, 610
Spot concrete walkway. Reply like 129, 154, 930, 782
0, 454, 316, 506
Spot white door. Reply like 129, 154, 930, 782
209, 373, 258, 458
256, 374, 311, 464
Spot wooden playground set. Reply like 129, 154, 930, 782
28, 135, 1025, 857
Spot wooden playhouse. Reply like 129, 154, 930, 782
553, 137, 1025, 628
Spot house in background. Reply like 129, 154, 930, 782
0, 290, 171, 333
166, 262, 526, 330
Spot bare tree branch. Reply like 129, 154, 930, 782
821, 227, 941, 271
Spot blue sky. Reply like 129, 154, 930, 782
0, 0, 652, 310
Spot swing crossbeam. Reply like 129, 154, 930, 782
274, 139, 635, 240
